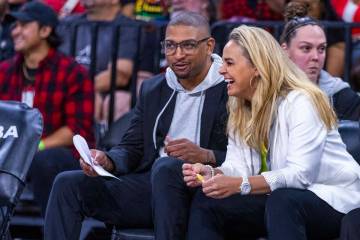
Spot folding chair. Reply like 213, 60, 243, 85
0, 101, 43, 239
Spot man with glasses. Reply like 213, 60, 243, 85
44, 11, 228, 239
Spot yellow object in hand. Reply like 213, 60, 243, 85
196, 174, 204, 182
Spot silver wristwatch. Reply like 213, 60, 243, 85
240, 176, 251, 195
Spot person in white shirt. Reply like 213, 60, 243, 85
183, 25, 360, 240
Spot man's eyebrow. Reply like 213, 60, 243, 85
164, 39, 197, 42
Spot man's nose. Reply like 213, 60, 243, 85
173, 46, 186, 59
11, 24, 20, 37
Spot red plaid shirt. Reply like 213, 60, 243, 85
0, 48, 95, 154
221, 0, 283, 21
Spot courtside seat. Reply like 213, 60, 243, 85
338, 120, 360, 164
0, 101, 42, 239
111, 227, 154, 240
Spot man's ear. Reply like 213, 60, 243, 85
207, 37, 216, 55
39, 25, 52, 39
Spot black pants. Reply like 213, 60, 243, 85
28, 147, 80, 215
151, 157, 196, 240
44, 170, 152, 240
187, 188, 344, 240
340, 208, 360, 240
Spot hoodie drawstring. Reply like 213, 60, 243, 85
153, 89, 176, 149
194, 91, 205, 145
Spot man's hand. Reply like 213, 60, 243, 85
79, 149, 114, 177
165, 138, 209, 163
92, 150, 114, 172
202, 175, 241, 199
79, 158, 97, 177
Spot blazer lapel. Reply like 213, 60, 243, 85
155, 82, 176, 148
200, 85, 223, 147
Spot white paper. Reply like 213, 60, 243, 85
73, 134, 120, 180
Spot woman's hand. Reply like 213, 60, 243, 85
183, 163, 212, 187
202, 175, 242, 199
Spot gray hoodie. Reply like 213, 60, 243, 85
318, 70, 350, 106
153, 54, 224, 156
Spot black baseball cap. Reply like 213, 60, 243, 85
9, 1, 59, 28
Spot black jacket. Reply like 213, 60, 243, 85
107, 74, 228, 176
333, 87, 360, 121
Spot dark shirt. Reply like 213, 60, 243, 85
334, 87, 360, 121
58, 13, 140, 77
0, 15, 15, 61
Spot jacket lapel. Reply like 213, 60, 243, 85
155, 81, 176, 148
200, 84, 223, 148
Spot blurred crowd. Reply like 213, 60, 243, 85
1, 0, 360, 92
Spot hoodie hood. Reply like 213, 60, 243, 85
152, 54, 224, 150
165, 53, 224, 94
318, 70, 349, 97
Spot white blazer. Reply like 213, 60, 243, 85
219, 90, 360, 214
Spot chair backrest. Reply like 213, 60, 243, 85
338, 120, 360, 164
0, 101, 43, 205
98, 109, 135, 151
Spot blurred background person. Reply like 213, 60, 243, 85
120, 0, 135, 17
331, 0, 360, 91
218, 0, 285, 21
280, 1, 360, 120
135, 0, 169, 21
43, 0, 85, 18
0, 0, 12, 61
0, 0, 28, 61
58, 0, 140, 136
0, 1, 94, 217
170, 0, 217, 23
292, 0, 346, 79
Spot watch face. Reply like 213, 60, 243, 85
240, 178, 251, 195
241, 182, 251, 194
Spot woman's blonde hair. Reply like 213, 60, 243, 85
227, 25, 337, 150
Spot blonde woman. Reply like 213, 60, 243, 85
183, 25, 360, 239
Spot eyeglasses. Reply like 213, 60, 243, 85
161, 37, 210, 55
